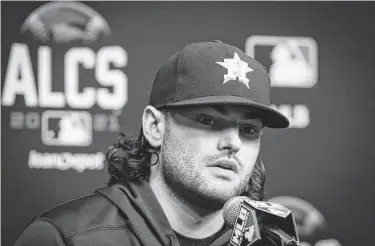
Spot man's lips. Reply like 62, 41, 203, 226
208, 159, 239, 173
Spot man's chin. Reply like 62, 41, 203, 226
196, 187, 243, 206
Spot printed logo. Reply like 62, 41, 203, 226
21, 1, 111, 43
216, 52, 254, 89
2, 2, 128, 172
243, 225, 256, 243
246, 35, 318, 88
41, 111, 92, 146
230, 204, 260, 246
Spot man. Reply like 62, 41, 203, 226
15, 40, 290, 246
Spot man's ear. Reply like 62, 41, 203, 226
142, 106, 166, 148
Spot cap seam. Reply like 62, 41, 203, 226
257, 62, 272, 101
228, 45, 241, 93
177, 43, 194, 101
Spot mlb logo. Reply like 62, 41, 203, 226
230, 204, 260, 246
245, 35, 318, 88
41, 111, 92, 146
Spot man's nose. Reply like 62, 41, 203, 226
217, 128, 242, 153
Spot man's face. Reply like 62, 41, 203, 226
159, 105, 263, 207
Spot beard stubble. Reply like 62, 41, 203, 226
159, 121, 252, 209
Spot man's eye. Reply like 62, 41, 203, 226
241, 125, 259, 137
198, 117, 215, 125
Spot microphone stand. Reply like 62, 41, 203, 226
262, 226, 300, 246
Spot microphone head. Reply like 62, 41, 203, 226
223, 196, 300, 245
222, 196, 251, 228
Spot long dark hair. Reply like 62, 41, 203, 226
106, 125, 266, 201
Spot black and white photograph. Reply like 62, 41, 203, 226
1, 1, 375, 246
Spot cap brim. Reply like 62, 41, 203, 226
161, 95, 289, 128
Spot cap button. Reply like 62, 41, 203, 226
212, 40, 223, 43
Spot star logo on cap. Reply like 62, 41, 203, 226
216, 52, 254, 89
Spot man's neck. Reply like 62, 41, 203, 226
149, 173, 224, 239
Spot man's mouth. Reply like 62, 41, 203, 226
209, 159, 239, 173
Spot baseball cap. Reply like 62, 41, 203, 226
149, 40, 289, 128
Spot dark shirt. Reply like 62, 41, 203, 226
174, 225, 229, 246
14, 181, 233, 246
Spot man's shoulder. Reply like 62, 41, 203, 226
35, 186, 128, 236
15, 185, 143, 246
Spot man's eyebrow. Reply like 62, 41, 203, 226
209, 105, 229, 116
209, 105, 261, 120
243, 111, 262, 120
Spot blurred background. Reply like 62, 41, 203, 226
1, 1, 375, 246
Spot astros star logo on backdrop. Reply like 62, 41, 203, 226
216, 52, 254, 89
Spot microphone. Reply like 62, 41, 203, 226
223, 196, 300, 246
